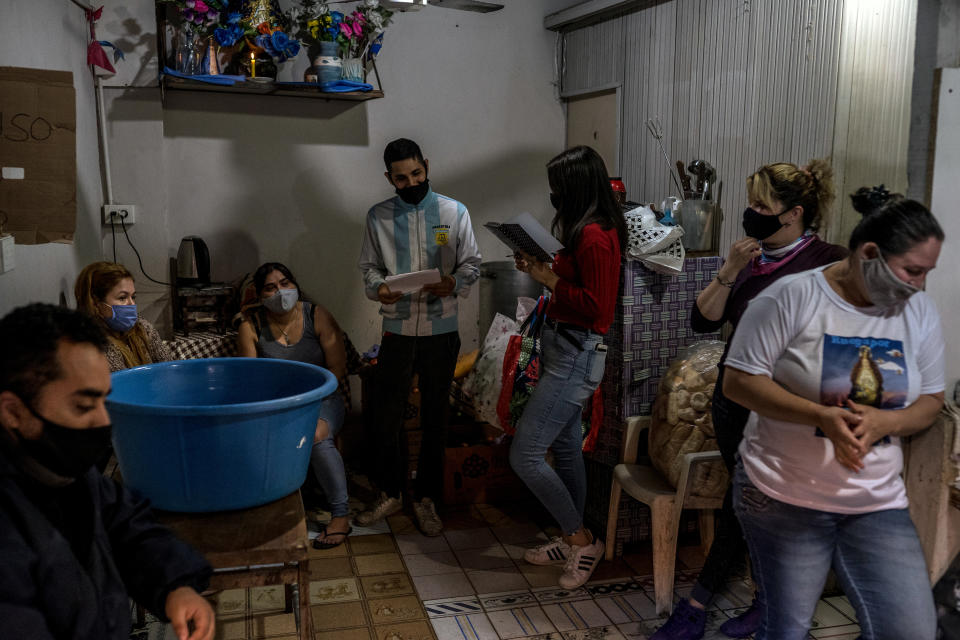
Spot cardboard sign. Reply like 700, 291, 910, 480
0, 67, 76, 244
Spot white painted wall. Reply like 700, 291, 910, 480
1, 0, 568, 354
0, 0, 105, 314
927, 67, 960, 397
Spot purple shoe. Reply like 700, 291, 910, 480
719, 598, 762, 638
650, 599, 706, 640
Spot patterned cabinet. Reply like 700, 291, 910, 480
586, 257, 724, 555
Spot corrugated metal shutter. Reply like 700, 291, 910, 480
560, 0, 915, 249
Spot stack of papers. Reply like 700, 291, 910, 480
384, 268, 442, 294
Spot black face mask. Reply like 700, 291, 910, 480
395, 178, 430, 205
742, 207, 787, 240
17, 403, 113, 478
549, 193, 562, 210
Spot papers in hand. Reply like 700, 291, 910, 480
384, 268, 442, 294
484, 212, 563, 263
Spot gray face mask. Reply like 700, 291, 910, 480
263, 287, 299, 314
860, 252, 919, 308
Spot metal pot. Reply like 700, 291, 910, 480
677, 201, 721, 253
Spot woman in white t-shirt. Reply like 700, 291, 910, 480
723, 187, 945, 640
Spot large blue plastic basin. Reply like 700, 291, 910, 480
106, 358, 336, 512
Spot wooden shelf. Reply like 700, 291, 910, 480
161, 75, 383, 101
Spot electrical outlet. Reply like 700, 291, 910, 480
102, 205, 136, 226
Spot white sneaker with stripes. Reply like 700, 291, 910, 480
522, 537, 572, 566
559, 538, 605, 589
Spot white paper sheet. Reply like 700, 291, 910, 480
384, 268, 443, 294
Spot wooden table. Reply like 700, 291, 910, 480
156, 491, 312, 639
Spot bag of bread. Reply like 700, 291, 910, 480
648, 340, 728, 498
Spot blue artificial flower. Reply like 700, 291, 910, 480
227, 11, 242, 24
274, 31, 300, 59
214, 24, 243, 46
271, 30, 289, 49
330, 11, 344, 24
255, 31, 299, 61
254, 34, 274, 56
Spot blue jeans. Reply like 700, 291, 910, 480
509, 325, 606, 535
310, 393, 348, 517
732, 462, 935, 640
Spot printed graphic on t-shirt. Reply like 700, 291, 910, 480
817, 334, 908, 442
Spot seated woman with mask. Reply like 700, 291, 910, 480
74, 262, 172, 372
237, 262, 351, 550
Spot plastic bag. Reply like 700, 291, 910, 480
461, 312, 519, 429
648, 340, 728, 498
639, 237, 685, 275
624, 205, 684, 259
496, 296, 546, 433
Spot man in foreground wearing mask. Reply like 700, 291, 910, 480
357, 138, 481, 536
0, 303, 215, 640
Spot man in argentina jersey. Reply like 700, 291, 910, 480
357, 138, 481, 536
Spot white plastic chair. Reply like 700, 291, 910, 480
604, 416, 723, 615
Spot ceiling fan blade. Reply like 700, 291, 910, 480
427, 0, 504, 12
381, 0, 427, 11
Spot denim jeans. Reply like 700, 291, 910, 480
310, 392, 348, 517
690, 372, 757, 605
509, 325, 606, 535
732, 462, 935, 640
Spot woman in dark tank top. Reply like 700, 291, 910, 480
237, 262, 352, 550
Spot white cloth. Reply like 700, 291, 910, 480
725, 266, 944, 513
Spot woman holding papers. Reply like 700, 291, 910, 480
237, 262, 352, 550
510, 146, 626, 588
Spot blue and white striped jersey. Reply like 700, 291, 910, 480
358, 188, 481, 336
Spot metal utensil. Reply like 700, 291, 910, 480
701, 162, 716, 200
676, 161, 692, 193
687, 160, 716, 200
645, 118, 685, 198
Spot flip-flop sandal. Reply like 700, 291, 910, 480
312, 524, 353, 550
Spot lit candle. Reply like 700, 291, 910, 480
250, 52, 256, 78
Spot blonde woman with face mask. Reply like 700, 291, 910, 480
654, 160, 848, 640
74, 262, 172, 372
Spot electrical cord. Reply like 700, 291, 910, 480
111, 220, 117, 262
120, 218, 171, 286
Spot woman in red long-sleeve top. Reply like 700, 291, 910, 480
510, 146, 625, 589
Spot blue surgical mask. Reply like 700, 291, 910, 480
263, 287, 299, 314
103, 304, 138, 333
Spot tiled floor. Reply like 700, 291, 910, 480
131, 497, 861, 640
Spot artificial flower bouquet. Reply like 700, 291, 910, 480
338, 0, 393, 62
290, 0, 393, 63
158, 0, 300, 69
159, 0, 232, 36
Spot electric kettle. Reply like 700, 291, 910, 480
176, 236, 211, 285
